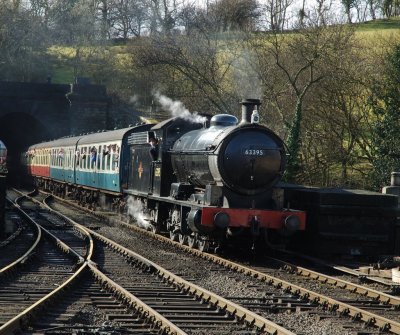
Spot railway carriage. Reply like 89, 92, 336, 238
50, 137, 80, 184
26, 143, 50, 179
75, 129, 131, 194
72, 127, 150, 208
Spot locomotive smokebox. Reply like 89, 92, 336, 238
240, 99, 261, 124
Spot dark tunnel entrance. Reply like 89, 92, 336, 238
0, 113, 51, 184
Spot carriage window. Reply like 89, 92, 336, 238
89, 146, 97, 170
81, 147, 87, 169
101, 145, 107, 170
79, 148, 83, 169
104, 145, 111, 170
97, 145, 101, 170
112, 144, 120, 170
84, 147, 88, 169
67, 150, 71, 168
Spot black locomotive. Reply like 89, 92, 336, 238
125, 99, 306, 251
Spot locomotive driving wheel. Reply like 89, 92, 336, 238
188, 234, 197, 248
169, 230, 179, 241
197, 236, 209, 252
178, 234, 188, 245
169, 209, 180, 242
149, 210, 161, 234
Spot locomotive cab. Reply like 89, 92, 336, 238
127, 117, 208, 197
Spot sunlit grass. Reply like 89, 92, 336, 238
355, 17, 400, 31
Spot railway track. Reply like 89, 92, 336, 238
28, 189, 400, 335
0, 211, 36, 270
0, 195, 84, 334
4, 189, 296, 335
273, 248, 399, 288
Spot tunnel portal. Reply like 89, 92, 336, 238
0, 81, 110, 182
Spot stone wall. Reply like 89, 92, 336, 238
66, 84, 111, 135
0, 81, 112, 139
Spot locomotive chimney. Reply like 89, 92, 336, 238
391, 172, 400, 186
240, 99, 261, 124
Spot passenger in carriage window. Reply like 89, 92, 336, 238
90, 146, 97, 169
75, 149, 80, 166
103, 145, 110, 156
112, 145, 120, 170
81, 148, 87, 169
103, 145, 111, 170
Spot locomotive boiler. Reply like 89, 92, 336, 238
170, 102, 285, 203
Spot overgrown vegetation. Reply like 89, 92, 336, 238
1, 0, 400, 190
370, 45, 400, 188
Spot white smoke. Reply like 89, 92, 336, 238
129, 94, 139, 106
154, 92, 207, 124
126, 196, 151, 229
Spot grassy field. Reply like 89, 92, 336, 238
49, 18, 400, 84
355, 17, 400, 31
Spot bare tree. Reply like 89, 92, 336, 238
177, 1, 199, 34
108, 0, 149, 38
260, 0, 293, 31
249, 24, 357, 181
206, 0, 260, 32
302, 73, 373, 186
341, 0, 357, 22
129, 31, 242, 114
315, 0, 332, 25
0, 2, 50, 81
146, 0, 182, 35
368, 0, 378, 19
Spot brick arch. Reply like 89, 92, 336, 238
0, 81, 111, 181
0, 112, 52, 183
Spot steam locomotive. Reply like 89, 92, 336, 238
23, 99, 306, 251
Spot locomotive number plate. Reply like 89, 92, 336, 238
242, 149, 266, 156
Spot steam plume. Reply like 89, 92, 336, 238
154, 92, 207, 123
129, 94, 139, 105
127, 196, 151, 229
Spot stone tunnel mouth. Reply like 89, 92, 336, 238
0, 113, 51, 184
